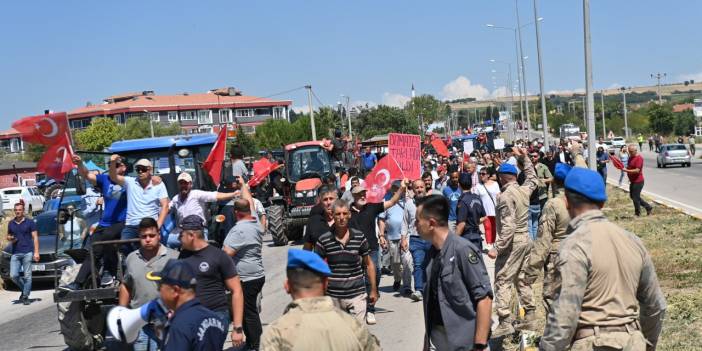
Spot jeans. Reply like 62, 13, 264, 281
10, 252, 32, 298
630, 181, 652, 216
241, 277, 265, 350
121, 225, 140, 256
409, 236, 431, 293
597, 168, 607, 184
528, 204, 541, 240
213, 309, 231, 329
132, 326, 159, 351
75, 222, 124, 287
365, 249, 381, 313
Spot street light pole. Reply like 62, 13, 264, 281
600, 90, 606, 138
341, 95, 352, 139
515, 0, 531, 139
621, 87, 629, 139
533, 0, 549, 146
305, 85, 316, 140
583, 0, 597, 170
490, 59, 516, 142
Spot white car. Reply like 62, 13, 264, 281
610, 137, 626, 148
0, 186, 45, 215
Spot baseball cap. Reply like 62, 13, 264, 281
179, 214, 205, 230
287, 249, 332, 276
177, 172, 193, 183
135, 159, 152, 168
351, 185, 367, 194
146, 259, 197, 288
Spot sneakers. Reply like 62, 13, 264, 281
365, 312, 377, 325
492, 318, 515, 338
392, 281, 401, 291
410, 291, 423, 302
58, 282, 80, 291
101, 272, 115, 286
22, 296, 31, 305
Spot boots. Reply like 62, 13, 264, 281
492, 317, 515, 338
514, 310, 538, 331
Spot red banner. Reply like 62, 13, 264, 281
610, 155, 624, 170
38, 133, 75, 180
248, 158, 281, 188
388, 133, 421, 180
12, 112, 69, 145
431, 138, 449, 157
364, 154, 405, 203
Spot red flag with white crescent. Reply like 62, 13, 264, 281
37, 132, 75, 180
12, 112, 69, 145
610, 155, 624, 170
248, 157, 281, 188
203, 126, 228, 185
364, 154, 405, 203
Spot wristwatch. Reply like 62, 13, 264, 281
233, 326, 243, 333
473, 343, 488, 350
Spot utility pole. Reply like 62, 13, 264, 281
651, 72, 667, 104
305, 85, 316, 140
533, 0, 548, 146
583, 0, 597, 170
341, 95, 352, 139
621, 87, 630, 139
600, 90, 606, 138
516, 0, 530, 139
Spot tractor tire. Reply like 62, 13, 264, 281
57, 265, 101, 351
45, 183, 63, 199
267, 205, 288, 246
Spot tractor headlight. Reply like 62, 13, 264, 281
307, 189, 318, 198
295, 192, 305, 198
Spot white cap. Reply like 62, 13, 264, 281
134, 159, 152, 168
177, 172, 193, 182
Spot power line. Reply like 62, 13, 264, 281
311, 89, 326, 107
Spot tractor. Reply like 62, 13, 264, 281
267, 141, 334, 246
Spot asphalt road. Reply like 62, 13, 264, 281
607, 147, 702, 217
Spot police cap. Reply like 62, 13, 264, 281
564, 167, 607, 202
287, 249, 332, 277
554, 163, 572, 181
497, 163, 518, 175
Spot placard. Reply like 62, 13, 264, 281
493, 138, 505, 150
463, 141, 474, 155
388, 133, 421, 179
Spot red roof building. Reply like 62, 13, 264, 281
673, 103, 694, 113
67, 88, 292, 134
0, 128, 24, 154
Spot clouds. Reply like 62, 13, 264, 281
441, 76, 491, 101
546, 88, 585, 96
382, 92, 411, 107
678, 72, 702, 82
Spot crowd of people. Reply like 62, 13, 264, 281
3, 133, 670, 351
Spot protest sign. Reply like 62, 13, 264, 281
463, 141, 474, 155
388, 133, 421, 179
493, 138, 505, 150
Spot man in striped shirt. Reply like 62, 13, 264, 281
315, 200, 378, 323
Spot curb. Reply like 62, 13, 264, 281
606, 179, 702, 220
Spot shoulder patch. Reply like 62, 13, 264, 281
467, 250, 479, 264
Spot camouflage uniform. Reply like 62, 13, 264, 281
260, 296, 381, 351
540, 210, 666, 351
494, 155, 538, 321
521, 193, 570, 313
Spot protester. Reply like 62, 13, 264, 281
361, 147, 377, 176
58, 204, 88, 250
595, 146, 609, 183
474, 167, 500, 248
378, 181, 413, 294
402, 179, 431, 302
618, 145, 629, 187
441, 171, 462, 233
303, 185, 338, 250
529, 152, 553, 240
455, 173, 486, 251
118, 217, 177, 350
230, 144, 249, 182
540, 167, 666, 350
622, 144, 653, 216
178, 215, 245, 347
341, 176, 359, 205
416, 195, 492, 351
147, 259, 228, 351
260, 249, 381, 350
422, 171, 441, 195
315, 200, 378, 324
7, 202, 39, 305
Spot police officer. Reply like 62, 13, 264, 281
417, 195, 492, 351
146, 259, 228, 351
260, 249, 381, 350
488, 147, 538, 337
540, 167, 666, 351
521, 163, 572, 315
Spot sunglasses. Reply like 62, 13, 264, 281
139, 233, 158, 239
136, 166, 149, 173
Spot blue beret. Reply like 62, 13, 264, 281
497, 163, 518, 175
564, 167, 607, 202
554, 163, 572, 181
287, 249, 331, 276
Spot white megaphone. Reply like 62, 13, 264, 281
107, 299, 167, 343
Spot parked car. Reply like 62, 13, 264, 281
657, 144, 692, 168
0, 186, 45, 215
610, 137, 626, 148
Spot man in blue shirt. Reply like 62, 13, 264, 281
441, 171, 462, 233
65, 155, 129, 290
147, 259, 227, 351
109, 155, 169, 255
378, 181, 413, 294
7, 202, 39, 304
361, 147, 377, 176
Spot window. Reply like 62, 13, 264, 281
150, 112, 160, 122
180, 111, 196, 121
114, 114, 126, 124
70, 119, 91, 129
235, 109, 253, 118
197, 110, 213, 124
168, 111, 179, 122
198, 126, 213, 134
273, 107, 285, 119
254, 108, 271, 116
219, 109, 233, 123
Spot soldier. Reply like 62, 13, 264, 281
521, 163, 572, 315
540, 167, 666, 351
260, 249, 381, 351
488, 146, 538, 337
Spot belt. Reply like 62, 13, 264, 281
573, 321, 640, 340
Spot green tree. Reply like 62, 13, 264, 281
647, 103, 675, 135
674, 110, 696, 136
234, 126, 258, 156
255, 119, 298, 150
22, 143, 47, 162
75, 117, 122, 151
352, 105, 419, 139
120, 117, 182, 140
406, 94, 445, 125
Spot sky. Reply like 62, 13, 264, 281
1, 0, 700, 129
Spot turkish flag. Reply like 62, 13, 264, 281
364, 154, 405, 203
248, 158, 281, 188
203, 126, 228, 185
12, 112, 69, 145
38, 132, 75, 180
610, 155, 624, 170
431, 138, 449, 157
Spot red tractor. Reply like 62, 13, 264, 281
267, 141, 334, 245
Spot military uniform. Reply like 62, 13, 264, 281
493, 156, 538, 329
424, 232, 493, 350
260, 296, 381, 351
540, 168, 666, 351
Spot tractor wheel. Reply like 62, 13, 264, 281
267, 205, 288, 246
57, 266, 101, 351
45, 183, 62, 199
